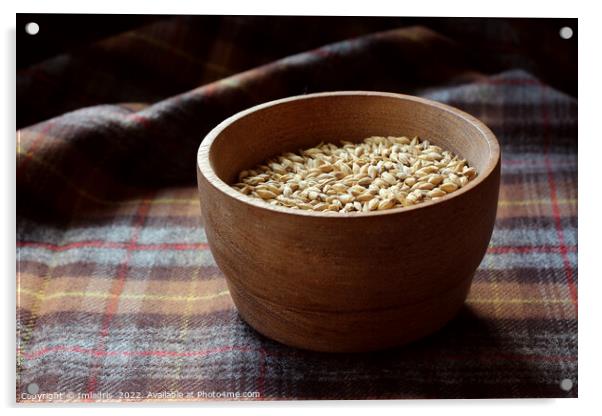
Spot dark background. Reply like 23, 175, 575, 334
17, 15, 577, 128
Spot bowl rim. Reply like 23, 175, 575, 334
197, 91, 500, 218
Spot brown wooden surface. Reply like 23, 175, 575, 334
197, 91, 501, 352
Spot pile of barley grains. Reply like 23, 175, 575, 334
231, 136, 477, 213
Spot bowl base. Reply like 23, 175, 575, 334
227, 276, 473, 353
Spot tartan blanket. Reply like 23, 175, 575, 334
17, 22, 577, 401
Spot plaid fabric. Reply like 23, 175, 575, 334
17, 24, 577, 401
17, 16, 577, 129
18, 15, 459, 128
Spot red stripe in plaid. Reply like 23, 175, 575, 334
21, 344, 577, 363
502, 159, 576, 167
17, 240, 210, 251
258, 347, 267, 400
127, 112, 152, 128
86, 199, 152, 398
540, 85, 578, 313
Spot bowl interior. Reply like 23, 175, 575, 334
207, 93, 497, 187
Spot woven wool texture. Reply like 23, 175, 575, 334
17, 22, 577, 400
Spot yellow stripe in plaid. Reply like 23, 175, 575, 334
19, 287, 572, 305
498, 198, 576, 206
466, 298, 573, 304
18, 288, 231, 302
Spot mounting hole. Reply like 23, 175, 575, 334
559, 26, 573, 40
560, 378, 573, 391
27, 382, 39, 394
25, 22, 40, 35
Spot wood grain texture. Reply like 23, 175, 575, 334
197, 91, 501, 352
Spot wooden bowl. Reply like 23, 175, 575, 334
197, 91, 500, 352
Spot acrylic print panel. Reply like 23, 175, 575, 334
16, 14, 577, 402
